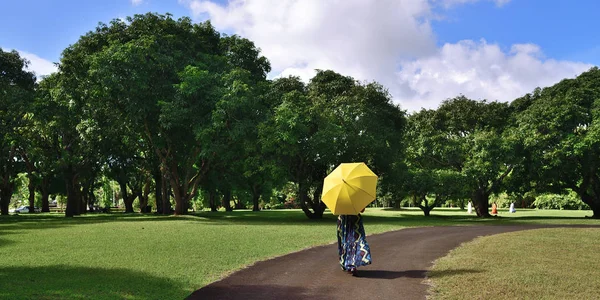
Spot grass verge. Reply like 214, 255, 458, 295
427, 228, 600, 300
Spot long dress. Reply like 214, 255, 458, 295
467, 201, 473, 214
491, 203, 498, 215
337, 214, 372, 272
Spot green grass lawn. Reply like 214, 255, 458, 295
427, 228, 600, 300
0, 208, 598, 299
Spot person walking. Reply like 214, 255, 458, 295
337, 208, 372, 276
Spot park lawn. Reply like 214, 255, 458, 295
0, 209, 598, 299
427, 228, 600, 300
0, 210, 408, 300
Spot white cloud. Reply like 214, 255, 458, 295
8, 49, 58, 79
396, 40, 592, 111
437, 0, 511, 8
494, 0, 511, 7
180, 0, 592, 112
131, 0, 143, 6
180, 0, 437, 84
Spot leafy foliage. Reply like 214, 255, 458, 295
0, 48, 36, 215
515, 67, 600, 218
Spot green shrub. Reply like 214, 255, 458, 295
533, 193, 590, 210
271, 203, 286, 209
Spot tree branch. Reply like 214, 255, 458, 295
487, 164, 514, 194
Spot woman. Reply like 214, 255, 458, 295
337, 208, 372, 276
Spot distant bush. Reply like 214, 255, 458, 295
283, 198, 300, 209
490, 193, 536, 209
533, 193, 590, 210
264, 203, 286, 209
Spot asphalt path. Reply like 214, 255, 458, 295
187, 224, 598, 300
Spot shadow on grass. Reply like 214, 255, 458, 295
1, 209, 598, 234
0, 265, 189, 300
0, 237, 15, 248
190, 210, 599, 227
0, 213, 182, 235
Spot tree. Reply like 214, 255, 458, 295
200, 39, 274, 212
60, 13, 271, 215
34, 73, 92, 217
0, 48, 36, 215
404, 109, 468, 215
429, 97, 515, 217
262, 71, 406, 219
515, 67, 600, 218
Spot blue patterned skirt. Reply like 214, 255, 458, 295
337, 214, 372, 271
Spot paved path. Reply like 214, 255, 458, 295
187, 225, 597, 300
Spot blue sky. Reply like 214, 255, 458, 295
1, 0, 598, 111
0, 0, 191, 63
431, 0, 600, 64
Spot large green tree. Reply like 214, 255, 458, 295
263, 71, 405, 219
60, 13, 270, 215
404, 109, 468, 216
35, 73, 95, 217
200, 35, 274, 212
515, 67, 600, 218
0, 48, 36, 215
427, 96, 515, 217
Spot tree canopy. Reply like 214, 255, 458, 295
2, 12, 599, 219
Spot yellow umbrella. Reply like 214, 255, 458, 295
321, 162, 378, 215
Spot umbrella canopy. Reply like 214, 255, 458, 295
321, 162, 378, 215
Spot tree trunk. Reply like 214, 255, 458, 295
458, 199, 466, 210
81, 182, 89, 214
581, 193, 600, 219
222, 189, 232, 212
0, 182, 14, 215
74, 181, 83, 215
174, 193, 187, 215
251, 185, 261, 212
233, 196, 244, 209
423, 208, 431, 216
415, 195, 432, 217
28, 175, 36, 213
137, 191, 145, 213
40, 177, 50, 213
169, 174, 202, 215
118, 180, 135, 213
161, 172, 171, 214
65, 168, 77, 218
139, 179, 151, 213
299, 183, 326, 219
88, 186, 97, 212
209, 190, 217, 212
472, 188, 491, 217
171, 181, 188, 215
153, 168, 163, 214
83, 176, 97, 213
591, 204, 599, 219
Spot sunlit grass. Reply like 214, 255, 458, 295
0, 208, 598, 299
428, 228, 600, 300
